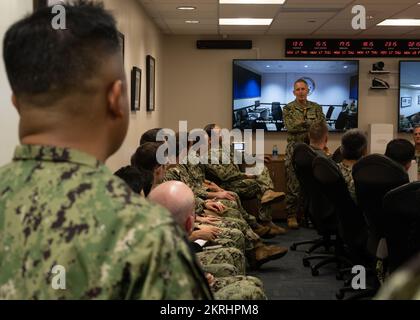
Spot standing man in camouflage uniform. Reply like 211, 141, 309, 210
0, 2, 211, 300
284, 79, 325, 229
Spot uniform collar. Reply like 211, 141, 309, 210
13, 145, 101, 168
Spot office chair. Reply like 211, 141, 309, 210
271, 102, 284, 130
383, 181, 420, 274
291, 144, 339, 272
312, 156, 378, 300
325, 106, 335, 127
353, 154, 409, 259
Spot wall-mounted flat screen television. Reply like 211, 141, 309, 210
232, 60, 359, 132
399, 61, 420, 133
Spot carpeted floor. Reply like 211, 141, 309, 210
248, 224, 344, 300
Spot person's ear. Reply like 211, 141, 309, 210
11, 94, 20, 114
107, 79, 125, 118
185, 215, 194, 234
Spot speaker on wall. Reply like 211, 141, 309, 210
197, 40, 253, 50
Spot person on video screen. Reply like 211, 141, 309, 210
283, 79, 325, 229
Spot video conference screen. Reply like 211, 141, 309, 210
232, 60, 359, 132
399, 61, 420, 133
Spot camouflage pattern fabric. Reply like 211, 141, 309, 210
283, 100, 326, 218
375, 253, 420, 300
213, 276, 267, 300
337, 162, 357, 204
201, 263, 238, 278
164, 165, 259, 252
0, 145, 212, 300
416, 150, 420, 174
196, 224, 245, 252
197, 247, 246, 275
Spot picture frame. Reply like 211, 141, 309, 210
131, 67, 141, 112
146, 55, 156, 112
33, 0, 63, 10
401, 97, 412, 108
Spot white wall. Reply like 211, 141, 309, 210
162, 35, 411, 154
104, 0, 164, 172
0, 0, 33, 166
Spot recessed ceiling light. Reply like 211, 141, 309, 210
410, 84, 420, 88
185, 20, 200, 24
220, 0, 286, 4
219, 18, 273, 25
304, 65, 308, 68
344, 66, 348, 69
266, 65, 271, 68
177, 6, 196, 10
377, 19, 420, 26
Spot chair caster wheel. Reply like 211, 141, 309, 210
336, 291, 344, 300
290, 244, 297, 251
303, 259, 310, 267
311, 268, 319, 276
336, 273, 343, 280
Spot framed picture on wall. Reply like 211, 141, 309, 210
146, 55, 156, 112
401, 97, 412, 108
131, 67, 141, 111
33, 0, 63, 10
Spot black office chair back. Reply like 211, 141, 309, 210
292, 143, 336, 233
325, 106, 334, 119
272, 102, 283, 120
312, 156, 368, 253
383, 182, 420, 273
353, 154, 409, 254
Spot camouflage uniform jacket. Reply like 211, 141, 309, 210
0, 145, 212, 300
416, 149, 420, 174
337, 162, 357, 204
283, 100, 325, 146
204, 148, 248, 184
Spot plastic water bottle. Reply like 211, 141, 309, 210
272, 145, 278, 159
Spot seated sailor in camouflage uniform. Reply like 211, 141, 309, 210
336, 129, 368, 204
149, 181, 267, 300
413, 125, 420, 178
0, 2, 211, 300
203, 124, 286, 235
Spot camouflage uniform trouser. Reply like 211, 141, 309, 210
196, 224, 245, 252
201, 263, 238, 278
221, 177, 273, 223
197, 247, 246, 275
213, 276, 267, 300
204, 209, 260, 252
285, 142, 303, 219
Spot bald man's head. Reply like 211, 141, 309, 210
148, 181, 195, 232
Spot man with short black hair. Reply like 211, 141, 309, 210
337, 129, 368, 203
114, 165, 153, 197
385, 139, 415, 171
0, 1, 211, 299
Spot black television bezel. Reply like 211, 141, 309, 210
398, 60, 420, 133
232, 59, 360, 133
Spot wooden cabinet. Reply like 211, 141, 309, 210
265, 155, 287, 221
